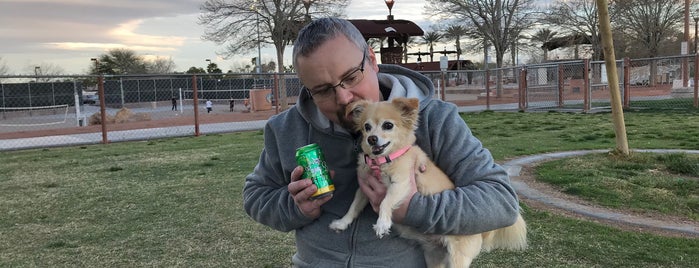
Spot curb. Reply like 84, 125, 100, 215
503, 149, 699, 237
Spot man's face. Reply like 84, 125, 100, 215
296, 35, 381, 130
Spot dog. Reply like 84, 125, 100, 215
329, 97, 527, 268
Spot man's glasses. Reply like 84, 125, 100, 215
308, 50, 366, 101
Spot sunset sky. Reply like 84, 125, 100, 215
0, 0, 434, 75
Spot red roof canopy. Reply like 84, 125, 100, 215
348, 19, 424, 39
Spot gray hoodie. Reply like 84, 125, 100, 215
243, 64, 520, 267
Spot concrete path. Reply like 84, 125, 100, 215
503, 149, 699, 237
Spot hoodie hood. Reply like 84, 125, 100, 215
295, 64, 435, 136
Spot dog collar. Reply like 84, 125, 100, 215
364, 145, 412, 179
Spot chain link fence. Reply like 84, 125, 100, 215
2, 55, 698, 150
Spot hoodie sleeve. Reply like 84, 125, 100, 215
401, 101, 521, 235
243, 119, 315, 232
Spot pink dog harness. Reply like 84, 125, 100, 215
364, 145, 412, 179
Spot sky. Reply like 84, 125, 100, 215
0, 0, 437, 75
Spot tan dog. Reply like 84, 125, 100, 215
329, 98, 527, 268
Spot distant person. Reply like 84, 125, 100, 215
171, 97, 177, 111
206, 99, 213, 113
230, 98, 235, 112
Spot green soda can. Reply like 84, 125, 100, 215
295, 143, 335, 199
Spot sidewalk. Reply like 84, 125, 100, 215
0, 120, 267, 151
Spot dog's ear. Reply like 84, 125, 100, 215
346, 100, 369, 124
391, 98, 419, 128
391, 98, 419, 116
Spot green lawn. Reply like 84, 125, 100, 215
1, 110, 698, 267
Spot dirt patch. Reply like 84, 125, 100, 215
0, 110, 277, 140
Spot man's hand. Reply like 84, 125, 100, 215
357, 157, 421, 224
288, 166, 332, 219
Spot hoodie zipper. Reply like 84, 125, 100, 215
346, 215, 360, 267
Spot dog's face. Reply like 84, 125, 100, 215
346, 98, 419, 157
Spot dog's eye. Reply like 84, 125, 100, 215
364, 123, 372, 131
382, 122, 393, 130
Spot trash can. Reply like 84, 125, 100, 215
250, 89, 273, 111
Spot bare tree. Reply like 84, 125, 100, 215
427, 0, 538, 96
542, 0, 602, 60
612, 0, 684, 59
199, 0, 348, 109
198, 0, 349, 74
28, 63, 65, 82
148, 57, 177, 74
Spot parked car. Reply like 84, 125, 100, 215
82, 94, 99, 105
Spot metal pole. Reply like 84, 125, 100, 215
257, 11, 262, 74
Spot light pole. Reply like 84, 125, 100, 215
205, 59, 212, 73
385, 0, 395, 21
254, 1, 262, 74
91, 58, 99, 74
34, 66, 40, 82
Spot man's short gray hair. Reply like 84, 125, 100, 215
292, 17, 368, 69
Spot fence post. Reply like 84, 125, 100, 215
97, 75, 108, 144
518, 66, 527, 111
191, 75, 200, 137
485, 69, 491, 110
558, 64, 564, 108
273, 73, 280, 113
623, 58, 630, 108
583, 59, 590, 112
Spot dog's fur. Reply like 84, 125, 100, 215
329, 98, 527, 268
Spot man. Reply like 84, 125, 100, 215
243, 18, 520, 267
206, 99, 213, 113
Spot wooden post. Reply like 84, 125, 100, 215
623, 58, 630, 108
583, 59, 590, 113
596, 0, 629, 155
192, 75, 200, 136
97, 75, 108, 144
519, 67, 527, 111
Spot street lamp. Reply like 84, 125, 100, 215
91, 58, 99, 74
34, 66, 40, 82
385, 0, 395, 20
205, 59, 212, 73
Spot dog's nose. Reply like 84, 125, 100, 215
367, 135, 378, 146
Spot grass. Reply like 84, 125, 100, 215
536, 152, 699, 221
1, 110, 699, 267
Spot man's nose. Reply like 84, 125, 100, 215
334, 87, 355, 105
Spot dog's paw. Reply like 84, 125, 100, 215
329, 219, 351, 232
373, 219, 392, 238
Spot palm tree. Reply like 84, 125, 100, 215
442, 25, 469, 66
530, 29, 558, 62
422, 31, 443, 62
